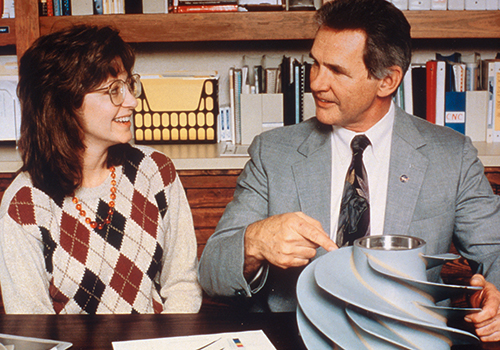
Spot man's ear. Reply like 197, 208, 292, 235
377, 65, 404, 98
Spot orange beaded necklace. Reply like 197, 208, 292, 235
72, 166, 117, 230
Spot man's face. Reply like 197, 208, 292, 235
310, 27, 384, 132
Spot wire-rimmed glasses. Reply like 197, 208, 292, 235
91, 74, 141, 106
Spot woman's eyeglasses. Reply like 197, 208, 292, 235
91, 74, 142, 106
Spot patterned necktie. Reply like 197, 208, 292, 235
336, 134, 371, 247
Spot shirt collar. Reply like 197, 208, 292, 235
332, 101, 395, 161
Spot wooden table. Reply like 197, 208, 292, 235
0, 311, 499, 350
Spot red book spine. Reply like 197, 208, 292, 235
174, 4, 238, 12
426, 60, 437, 124
47, 0, 54, 16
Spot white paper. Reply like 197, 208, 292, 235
0, 76, 21, 141
220, 142, 249, 156
0, 333, 72, 350
112, 330, 276, 350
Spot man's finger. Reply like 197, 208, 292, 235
293, 216, 337, 252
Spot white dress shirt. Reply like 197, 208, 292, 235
330, 102, 395, 241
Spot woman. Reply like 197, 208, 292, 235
0, 25, 202, 314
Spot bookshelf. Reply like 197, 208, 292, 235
36, 10, 500, 42
2, 0, 500, 55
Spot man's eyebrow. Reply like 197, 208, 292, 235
309, 52, 349, 75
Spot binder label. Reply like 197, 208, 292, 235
445, 111, 465, 123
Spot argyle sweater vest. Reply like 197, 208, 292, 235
4, 145, 187, 314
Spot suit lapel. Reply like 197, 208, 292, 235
288, 111, 428, 243
384, 108, 429, 235
292, 121, 332, 236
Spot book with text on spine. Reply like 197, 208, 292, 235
174, 4, 237, 12
445, 91, 466, 135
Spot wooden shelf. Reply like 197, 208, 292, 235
39, 11, 319, 42
35, 10, 500, 44
406, 10, 500, 39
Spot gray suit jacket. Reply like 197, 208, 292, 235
199, 106, 500, 312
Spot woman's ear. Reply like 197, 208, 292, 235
377, 65, 404, 98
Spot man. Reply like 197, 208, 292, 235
199, 0, 500, 341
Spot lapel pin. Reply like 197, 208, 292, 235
400, 175, 409, 183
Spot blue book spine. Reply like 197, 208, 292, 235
294, 63, 300, 125
94, 0, 103, 14
234, 69, 242, 144
62, 0, 71, 15
54, 0, 62, 15
445, 91, 466, 134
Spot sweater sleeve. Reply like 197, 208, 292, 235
0, 189, 55, 314
158, 175, 202, 313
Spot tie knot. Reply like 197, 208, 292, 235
351, 135, 371, 154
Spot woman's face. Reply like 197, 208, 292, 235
79, 67, 138, 153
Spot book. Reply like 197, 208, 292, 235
426, 60, 437, 124
253, 65, 263, 94
436, 52, 461, 93
47, 0, 54, 15
485, 60, 500, 142
71, 0, 93, 14
445, 91, 466, 134
233, 68, 242, 144
447, 0, 464, 8
465, 0, 486, 9
462, 52, 480, 91
409, 0, 431, 9
54, 0, 62, 15
241, 65, 250, 94
264, 68, 279, 94
218, 106, 232, 142
411, 64, 426, 120
228, 67, 236, 144
465, 62, 480, 91
179, 0, 237, 4
486, 0, 498, 9
40, 0, 48, 15
391, 0, 409, 10
94, 0, 103, 13
425, 60, 445, 125
494, 61, 500, 142
431, 0, 447, 9
452, 62, 466, 92
402, 67, 413, 115
435, 60, 446, 126
394, 83, 404, 110
143, 0, 168, 13
465, 90, 489, 142
281, 56, 295, 126
125, 0, 142, 12
62, 0, 71, 14
175, 2, 237, 10
294, 59, 304, 124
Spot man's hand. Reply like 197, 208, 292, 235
464, 274, 500, 342
243, 212, 337, 277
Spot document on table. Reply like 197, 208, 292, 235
219, 143, 249, 157
0, 333, 72, 350
112, 329, 277, 350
